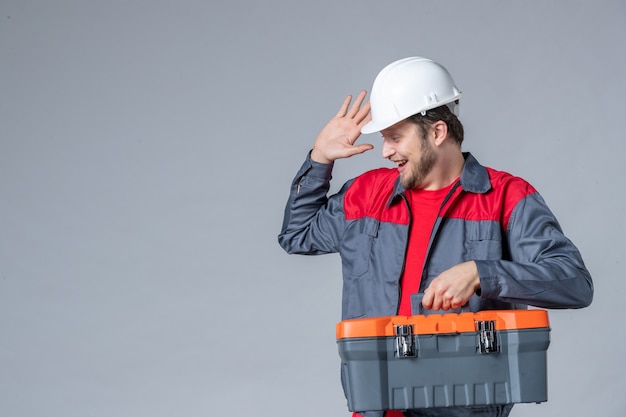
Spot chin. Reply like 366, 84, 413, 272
400, 176, 416, 189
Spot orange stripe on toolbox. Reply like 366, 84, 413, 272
336, 310, 549, 339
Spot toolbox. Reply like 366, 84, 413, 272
336, 310, 550, 412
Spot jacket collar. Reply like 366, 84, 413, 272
387, 152, 492, 207
459, 152, 492, 193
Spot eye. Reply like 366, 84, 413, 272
382, 134, 400, 144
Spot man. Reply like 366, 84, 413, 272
277, 57, 593, 417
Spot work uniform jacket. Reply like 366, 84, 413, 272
278, 152, 593, 417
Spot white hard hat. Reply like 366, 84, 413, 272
361, 57, 462, 134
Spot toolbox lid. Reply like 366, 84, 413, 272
336, 310, 549, 339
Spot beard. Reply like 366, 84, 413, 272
400, 138, 438, 189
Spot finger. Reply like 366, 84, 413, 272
421, 289, 433, 309
346, 90, 368, 118
356, 107, 372, 126
335, 95, 353, 118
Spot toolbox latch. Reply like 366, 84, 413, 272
395, 324, 416, 358
476, 320, 499, 354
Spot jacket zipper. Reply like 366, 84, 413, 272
419, 180, 464, 292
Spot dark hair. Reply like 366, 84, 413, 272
408, 102, 464, 146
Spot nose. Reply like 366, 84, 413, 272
381, 137, 395, 159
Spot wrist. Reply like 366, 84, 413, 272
311, 148, 332, 164
470, 261, 482, 294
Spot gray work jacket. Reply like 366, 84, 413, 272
278, 152, 593, 417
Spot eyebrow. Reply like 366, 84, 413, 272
381, 129, 401, 137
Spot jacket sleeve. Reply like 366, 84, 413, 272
475, 192, 594, 309
277, 152, 349, 255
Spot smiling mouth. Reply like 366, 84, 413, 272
393, 159, 408, 168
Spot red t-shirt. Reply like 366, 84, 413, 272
397, 182, 456, 316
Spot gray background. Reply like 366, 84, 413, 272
1, 1, 624, 416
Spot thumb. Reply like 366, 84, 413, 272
351, 143, 374, 155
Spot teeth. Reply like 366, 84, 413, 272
390, 159, 407, 167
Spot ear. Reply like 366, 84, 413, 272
432, 120, 449, 146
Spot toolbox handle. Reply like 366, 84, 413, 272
412, 293, 471, 316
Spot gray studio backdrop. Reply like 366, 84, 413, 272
1, 1, 624, 416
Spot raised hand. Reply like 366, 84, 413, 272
310, 90, 373, 164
